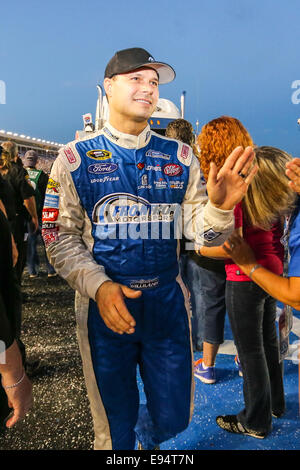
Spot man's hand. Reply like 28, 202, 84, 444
207, 146, 258, 211
286, 158, 300, 194
95, 281, 142, 334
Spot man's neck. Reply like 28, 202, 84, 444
108, 115, 148, 137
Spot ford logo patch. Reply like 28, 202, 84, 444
88, 163, 118, 175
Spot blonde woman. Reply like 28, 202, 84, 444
213, 146, 296, 438
223, 157, 300, 312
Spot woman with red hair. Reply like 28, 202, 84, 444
194, 116, 253, 383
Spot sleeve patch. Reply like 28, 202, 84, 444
200, 229, 222, 242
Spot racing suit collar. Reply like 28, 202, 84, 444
103, 122, 151, 149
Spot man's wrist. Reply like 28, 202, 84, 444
87, 273, 112, 301
203, 200, 234, 232
211, 201, 234, 211
95, 280, 113, 300
207, 200, 233, 213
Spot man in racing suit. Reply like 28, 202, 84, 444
42, 48, 256, 450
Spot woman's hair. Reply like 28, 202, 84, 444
166, 119, 195, 146
0, 141, 18, 169
243, 146, 296, 230
197, 116, 253, 181
198, 117, 295, 229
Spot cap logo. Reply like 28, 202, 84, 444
148, 56, 155, 62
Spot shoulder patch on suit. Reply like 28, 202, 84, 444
60, 142, 82, 172
177, 142, 193, 167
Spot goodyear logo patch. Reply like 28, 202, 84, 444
86, 149, 112, 160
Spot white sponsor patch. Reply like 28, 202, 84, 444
63, 144, 81, 171
177, 142, 193, 166
145, 149, 171, 160
130, 278, 159, 289
44, 194, 59, 208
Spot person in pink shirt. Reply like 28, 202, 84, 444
223, 157, 300, 310
225, 201, 284, 283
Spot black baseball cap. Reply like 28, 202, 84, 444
104, 47, 176, 84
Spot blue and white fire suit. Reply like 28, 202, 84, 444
43, 122, 235, 450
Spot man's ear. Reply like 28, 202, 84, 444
104, 78, 113, 98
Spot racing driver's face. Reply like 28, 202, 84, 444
104, 67, 159, 134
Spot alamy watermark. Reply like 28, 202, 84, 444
291, 80, 300, 104
88, 197, 213, 246
0, 80, 6, 104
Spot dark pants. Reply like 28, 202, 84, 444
12, 216, 28, 360
201, 267, 226, 345
179, 256, 226, 349
27, 222, 55, 275
226, 281, 285, 433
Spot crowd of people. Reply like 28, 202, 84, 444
0, 46, 300, 450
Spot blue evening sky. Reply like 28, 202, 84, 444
0, 0, 300, 154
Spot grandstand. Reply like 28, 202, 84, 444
0, 129, 64, 173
